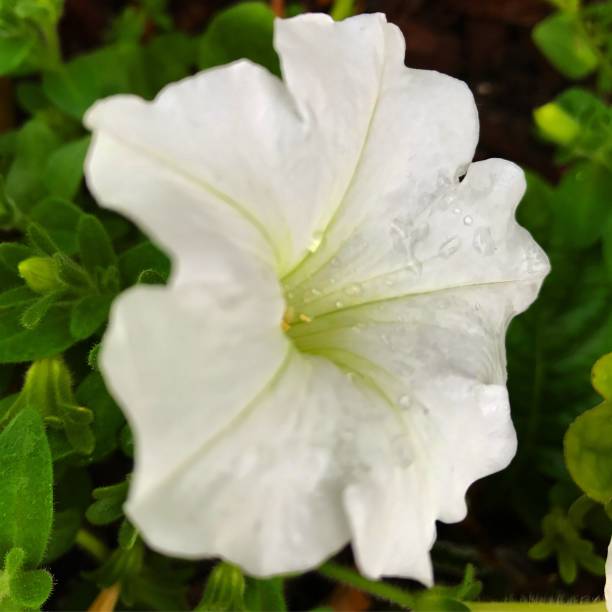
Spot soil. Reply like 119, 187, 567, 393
59, 0, 563, 180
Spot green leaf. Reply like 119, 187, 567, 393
195, 562, 246, 611
0, 36, 33, 76
553, 162, 612, 248
70, 294, 112, 340
244, 577, 286, 611
0, 409, 52, 566
53, 252, 93, 290
119, 241, 170, 286
198, 3, 280, 75
331, 0, 355, 20
533, 102, 581, 146
5, 118, 62, 213
0, 304, 73, 363
592, 352, 612, 399
43, 137, 90, 200
43, 43, 147, 119
30, 197, 84, 254
26, 222, 60, 256
565, 401, 612, 503
77, 214, 117, 275
0, 286, 36, 309
43, 509, 81, 563
8, 565, 53, 608
0, 243, 33, 279
533, 12, 599, 79
20, 291, 63, 330
76, 372, 124, 462
144, 33, 196, 95
86, 480, 129, 526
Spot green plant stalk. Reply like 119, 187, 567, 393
470, 602, 606, 611
318, 561, 416, 609
330, 0, 354, 21
75, 529, 110, 563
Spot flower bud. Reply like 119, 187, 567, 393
18, 256, 61, 294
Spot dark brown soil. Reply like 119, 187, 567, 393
59, 0, 563, 180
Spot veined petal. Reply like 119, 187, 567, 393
85, 14, 477, 279
99, 252, 288, 502
290, 283, 521, 579
285, 159, 549, 319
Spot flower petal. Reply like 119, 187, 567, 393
290, 281, 523, 580
99, 253, 288, 504
285, 159, 549, 318
85, 14, 478, 279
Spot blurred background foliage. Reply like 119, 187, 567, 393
1, 0, 612, 610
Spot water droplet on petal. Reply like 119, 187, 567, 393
473, 226, 495, 255
463, 215, 473, 226
452, 207, 461, 215
344, 283, 362, 297
308, 231, 324, 253
398, 394, 411, 408
439, 236, 461, 258
335, 301, 343, 309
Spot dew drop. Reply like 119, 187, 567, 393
439, 236, 461, 258
398, 394, 411, 408
452, 207, 461, 215
344, 283, 362, 297
308, 231, 324, 253
335, 301, 343, 309
463, 215, 473, 226
473, 227, 495, 255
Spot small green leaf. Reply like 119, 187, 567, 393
0, 36, 34, 75
553, 162, 612, 248
86, 480, 129, 526
43, 509, 81, 563
70, 294, 112, 340
196, 562, 246, 612
565, 401, 612, 503
198, 3, 279, 75
26, 222, 60, 256
331, 0, 355, 20
534, 102, 581, 145
20, 291, 63, 330
119, 241, 170, 286
30, 197, 84, 254
8, 566, 53, 608
592, 352, 612, 399
76, 373, 124, 461
0, 304, 73, 363
5, 118, 62, 213
77, 214, 117, 275
0, 286, 36, 310
43, 137, 90, 200
533, 12, 599, 79
43, 44, 147, 119
244, 577, 286, 612
53, 252, 93, 290
0, 409, 53, 566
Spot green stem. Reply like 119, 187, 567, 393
75, 529, 110, 563
330, 0, 354, 21
318, 562, 416, 609
470, 602, 606, 611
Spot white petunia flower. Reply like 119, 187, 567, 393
84, 12, 549, 583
